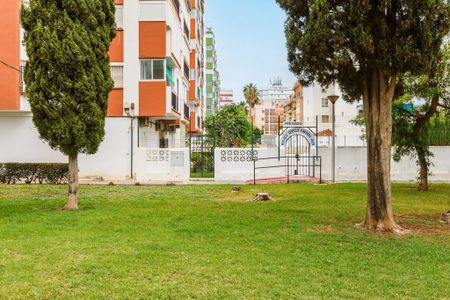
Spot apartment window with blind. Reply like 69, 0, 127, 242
111, 65, 123, 88
140, 60, 165, 80
115, 6, 123, 29
321, 98, 329, 107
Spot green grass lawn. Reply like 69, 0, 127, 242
0, 183, 449, 299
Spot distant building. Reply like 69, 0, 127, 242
302, 83, 364, 146
283, 82, 304, 122
219, 89, 234, 109
254, 79, 293, 135
205, 28, 220, 117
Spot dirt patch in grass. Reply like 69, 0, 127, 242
309, 224, 337, 234
397, 187, 419, 191
396, 213, 450, 236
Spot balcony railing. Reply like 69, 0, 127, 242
184, 104, 190, 120
171, 92, 178, 111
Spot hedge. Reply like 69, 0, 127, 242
0, 163, 68, 184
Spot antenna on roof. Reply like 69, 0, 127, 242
270, 77, 282, 86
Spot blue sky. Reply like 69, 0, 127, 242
204, 0, 297, 102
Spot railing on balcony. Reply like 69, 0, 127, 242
184, 104, 190, 120
171, 92, 178, 111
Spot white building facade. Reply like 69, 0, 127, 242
302, 83, 364, 146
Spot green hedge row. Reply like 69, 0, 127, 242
0, 163, 68, 184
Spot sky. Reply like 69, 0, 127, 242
204, 0, 297, 102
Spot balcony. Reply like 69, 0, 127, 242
184, 104, 190, 120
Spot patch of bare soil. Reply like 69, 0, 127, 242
396, 213, 450, 236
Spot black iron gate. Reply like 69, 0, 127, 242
252, 117, 322, 184
285, 134, 314, 177
189, 135, 215, 178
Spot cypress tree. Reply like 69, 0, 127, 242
21, 0, 116, 210
277, 0, 450, 232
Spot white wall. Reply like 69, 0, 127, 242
0, 115, 132, 180
134, 148, 190, 182
214, 146, 450, 183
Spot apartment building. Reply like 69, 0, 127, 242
219, 89, 234, 109
0, 0, 205, 149
205, 27, 220, 117
254, 79, 292, 135
283, 82, 304, 123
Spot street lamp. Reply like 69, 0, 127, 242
327, 94, 339, 183
125, 103, 136, 180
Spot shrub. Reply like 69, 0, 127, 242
0, 163, 68, 184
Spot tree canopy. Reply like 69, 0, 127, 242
277, 0, 450, 102
243, 83, 261, 108
204, 104, 252, 147
21, 0, 116, 157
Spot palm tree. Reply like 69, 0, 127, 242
243, 83, 261, 124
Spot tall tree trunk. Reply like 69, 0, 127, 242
64, 154, 79, 210
417, 148, 429, 192
412, 94, 439, 192
360, 69, 399, 232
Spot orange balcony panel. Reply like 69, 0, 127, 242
189, 111, 197, 131
139, 22, 166, 59
107, 88, 124, 116
0, 0, 20, 110
189, 80, 196, 101
190, 50, 196, 68
190, 19, 196, 39
109, 30, 124, 62
139, 81, 166, 116
190, 0, 196, 8
114, 0, 124, 4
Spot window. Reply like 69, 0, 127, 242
322, 98, 329, 107
322, 115, 330, 123
183, 61, 189, 79
20, 63, 26, 94
115, 6, 123, 29
111, 65, 123, 88
140, 60, 165, 80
